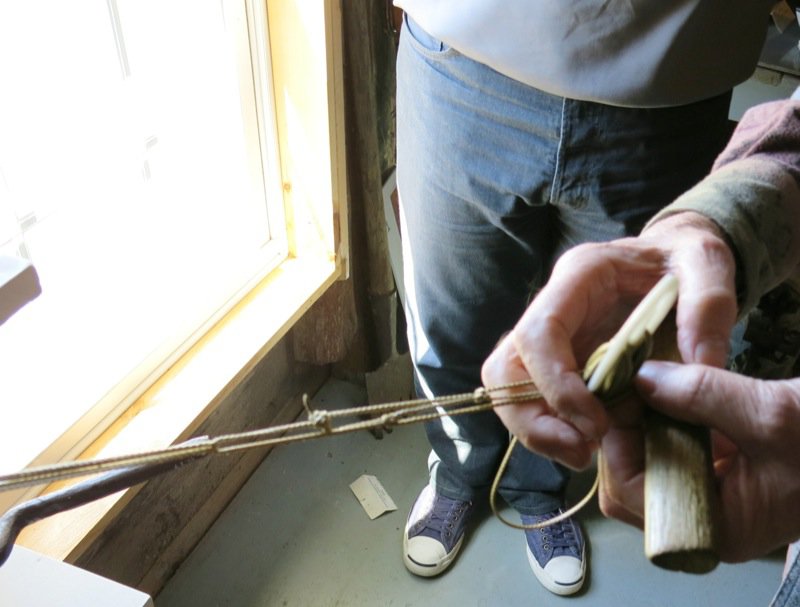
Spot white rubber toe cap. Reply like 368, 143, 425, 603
403, 535, 462, 577
527, 547, 586, 596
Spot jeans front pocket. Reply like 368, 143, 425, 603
403, 13, 452, 55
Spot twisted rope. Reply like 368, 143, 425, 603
0, 334, 653, 542
0, 380, 542, 492
1, 273, 676, 542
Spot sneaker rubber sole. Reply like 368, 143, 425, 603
526, 543, 586, 596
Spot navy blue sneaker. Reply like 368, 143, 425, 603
403, 484, 474, 577
521, 510, 586, 596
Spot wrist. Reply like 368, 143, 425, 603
642, 210, 728, 242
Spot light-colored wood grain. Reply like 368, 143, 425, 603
267, 0, 348, 269
644, 317, 719, 573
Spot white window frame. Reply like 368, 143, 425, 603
1, 0, 292, 502
8, 0, 347, 558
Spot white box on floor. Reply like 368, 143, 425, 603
0, 545, 153, 607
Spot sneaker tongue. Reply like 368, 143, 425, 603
549, 521, 578, 557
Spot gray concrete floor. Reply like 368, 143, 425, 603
157, 379, 785, 606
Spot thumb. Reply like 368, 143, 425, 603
634, 361, 764, 444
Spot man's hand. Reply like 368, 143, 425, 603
481, 211, 737, 470
598, 362, 800, 562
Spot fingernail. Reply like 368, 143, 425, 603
635, 361, 659, 395
694, 338, 729, 366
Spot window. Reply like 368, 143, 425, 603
0, 0, 344, 513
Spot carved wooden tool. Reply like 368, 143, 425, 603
584, 274, 720, 573
645, 316, 719, 573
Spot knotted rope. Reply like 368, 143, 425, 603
0, 380, 541, 492
0, 330, 654, 542
0, 275, 677, 538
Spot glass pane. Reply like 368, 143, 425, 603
0, 0, 281, 472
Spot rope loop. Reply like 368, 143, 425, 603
490, 330, 655, 532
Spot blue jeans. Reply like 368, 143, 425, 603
396, 15, 733, 514
771, 545, 800, 606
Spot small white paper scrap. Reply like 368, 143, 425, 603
349, 474, 397, 520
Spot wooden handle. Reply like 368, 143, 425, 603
644, 316, 719, 573
582, 276, 719, 572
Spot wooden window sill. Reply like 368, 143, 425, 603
17, 254, 341, 562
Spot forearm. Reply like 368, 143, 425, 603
644, 99, 800, 315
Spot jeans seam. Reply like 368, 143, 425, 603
769, 548, 800, 606
548, 96, 567, 206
